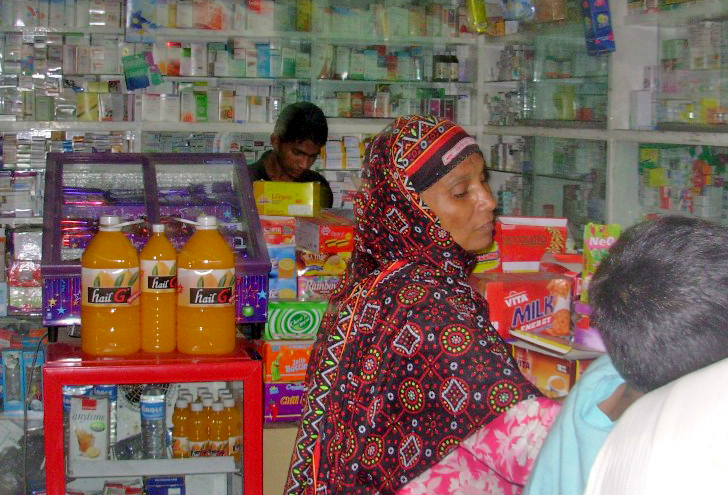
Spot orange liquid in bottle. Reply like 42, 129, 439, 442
171, 398, 190, 458
140, 224, 177, 352
81, 216, 140, 355
176, 215, 236, 354
187, 401, 207, 457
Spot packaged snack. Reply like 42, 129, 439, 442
581, 223, 620, 303
264, 382, 305, 423
297, 276, 341, 301
510, 342, 599, 398
267, 245, 296, 278
7, 260, 42, 287
268, 277, 297, 301
469, 272, 571, 339
69, 396, 110, 462
265, 300, 328, 340
253, 181, 321, 217
295, 248, 351, 277
12, 228, 43, 260
257, 340, 314, 382
259, 215, 296, 244
295, 211, 354, 254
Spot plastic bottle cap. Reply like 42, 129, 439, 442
201, 397, 213, 407
175, 398, 188, 409
196, 215, 218, 230
190, 402, 203, 412
99, 215, 122, 231
196, 387, 209, 396
152, 223, 166, 233
212, 401, 224, 412
223, 398, 235, 408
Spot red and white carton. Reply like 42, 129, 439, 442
259, 215, 296, 245
296, 211, 354, 254
474, 216, 568, 273
469, 272, 571, 340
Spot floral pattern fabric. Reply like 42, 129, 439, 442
399, 397, 562, 495
285, 116, 541, 495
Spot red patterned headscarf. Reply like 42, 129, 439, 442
285, 116, 539, 494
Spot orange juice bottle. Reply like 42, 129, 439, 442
140, 223, 177, 352
171, 398, 190, 458
81, 215, 141, 355
176, 215, 236, 354
208, 401, 228, 456
223, 397, 241, 462
188, 401, 207, 457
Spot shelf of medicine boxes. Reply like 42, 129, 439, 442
151, 28, 478, 46
0, 26, 125, 35
623, 0, 727, 27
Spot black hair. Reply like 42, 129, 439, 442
590, 215, 728, 393
273, 102, 328, 147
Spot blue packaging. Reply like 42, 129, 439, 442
581, 0, 616, 55
146, 476, 185, 495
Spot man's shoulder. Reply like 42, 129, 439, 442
299, 169, 329, 184
248, 156, 267, 181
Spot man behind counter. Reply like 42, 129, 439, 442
248, 102, 334, 208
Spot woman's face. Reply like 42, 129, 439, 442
420, 153, 496, 253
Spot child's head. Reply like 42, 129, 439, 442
590, 215, 728, 393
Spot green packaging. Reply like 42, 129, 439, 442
264, 300, 328, 340
581, 223, 621, 303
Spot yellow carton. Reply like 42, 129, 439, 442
253, 181, 321, 217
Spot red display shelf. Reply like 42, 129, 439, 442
43, 339, 262, 495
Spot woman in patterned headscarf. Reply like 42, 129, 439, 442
285, 116, 559, 494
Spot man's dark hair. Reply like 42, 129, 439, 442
590, 215, 728, 393
273, 102, 328, 147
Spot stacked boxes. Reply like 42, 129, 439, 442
258, 205, 353, 423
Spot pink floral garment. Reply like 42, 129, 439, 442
398, 397, 561, 495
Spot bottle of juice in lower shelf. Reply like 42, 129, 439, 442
223, 396, 241, 462
208, 401, 228, 457
176, 215, 236, 354
81, 215, 141, 356
188, 401, 207, 457
140, 223, 177, 353
171, 397, 190, 459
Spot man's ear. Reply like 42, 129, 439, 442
271, 134, 280, 150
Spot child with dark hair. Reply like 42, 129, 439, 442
524, 215, 728, 495
248, 102, 333, 207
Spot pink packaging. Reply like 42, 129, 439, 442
264, 382, 305, 423
297, 276, 341, 301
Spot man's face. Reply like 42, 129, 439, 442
272, 136, 322, 180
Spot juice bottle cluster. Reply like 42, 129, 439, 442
171, 387, 241, 462
80, 215, 236, 356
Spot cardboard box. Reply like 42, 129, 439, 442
259, 215, 296, 244
510, 341, 599, 398
475, 216, 568, 273
297, 276, 341, 301
267, 245, 296, 279
69, 396, 110, 461
265, 300, 328, 340
296, 248, 350, 277
295, 211, 354, 254
264, 382, 305, 423
268, 277, 297, 301
253, 181, 321, 217
258, 340, 314, 382
469, 272, 571, 339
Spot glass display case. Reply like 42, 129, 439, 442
486, 135, 607, 245
40, 152, 270, 326
43, 339, 262, 495
483, 22, 609, 128
655, 10, 728, 129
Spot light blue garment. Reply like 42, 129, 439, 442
523, 354, 625, 495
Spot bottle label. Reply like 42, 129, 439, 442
229, 435, 241, 457
172, 435, 190, 458
82, 268, 140, 306
177, 268, 235, 308
208, 439, 229, 457
189, 439, 207, 457
141, 259, 177, 293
